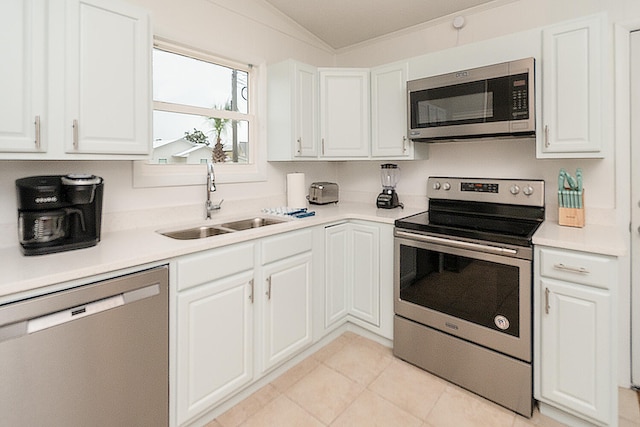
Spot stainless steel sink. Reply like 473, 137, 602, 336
157, 217, 285, 240
218, 217, 284, 231
159, 225, 231, 240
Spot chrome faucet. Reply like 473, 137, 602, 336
206, 162, 223, 219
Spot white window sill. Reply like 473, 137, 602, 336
132, 160, 266, 188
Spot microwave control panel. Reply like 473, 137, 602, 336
510, 74, 529, 119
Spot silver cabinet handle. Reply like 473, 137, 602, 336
72, 119, 79, 149
553, 263, 589, 274
265, 276, 272, 300
545, 287, 550, 314
402, 136, 407, 153
544, 125, 550, 148
321, 138, 325, 155
249, 279, 254, 303
34, 116, 41, 149
296, 138, 301, 154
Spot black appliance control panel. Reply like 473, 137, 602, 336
461, 182, 499, 193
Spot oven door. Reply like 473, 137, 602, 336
394, 231, 532, 362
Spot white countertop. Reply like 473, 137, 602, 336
2, 203, 628, 304
532, 221, 627, 257
0, 202, 423, 302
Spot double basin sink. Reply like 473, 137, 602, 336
158, 217, 285, 240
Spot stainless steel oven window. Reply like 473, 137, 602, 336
398, 243, 520, 336
394, 235, 532, 362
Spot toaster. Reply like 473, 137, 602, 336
308, 182, 339, 205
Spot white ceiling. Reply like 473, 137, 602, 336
263, 0, 501, 49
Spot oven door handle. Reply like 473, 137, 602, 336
395, 231, 518, 256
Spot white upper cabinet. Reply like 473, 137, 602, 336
0, 0, 151, 159
371, 61, 413, 158
0, 0, 46, 153
539, 15, 604, 158
319, 68, 370, 158
63, 0, 151, 155
267, 60, 318, 160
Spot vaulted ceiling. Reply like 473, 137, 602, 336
263, 0, 503, 49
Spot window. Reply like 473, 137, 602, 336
134, 39, 265, 188
152, 41, 252, 165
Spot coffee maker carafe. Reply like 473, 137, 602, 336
376, 164, 403, 209
16, 175, 104, 256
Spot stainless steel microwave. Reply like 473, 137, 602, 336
407, 57, 535, 141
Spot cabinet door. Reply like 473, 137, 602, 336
319, 69, 370, 158
295, 62, 318, 157
261, 252, 312, 371
324, 223, 350, 327
538, 278, 610, 424
176, 272, 253, 425
540, 15, 603, 157
350, 223, 380, 326
0, 0, 46, 153
371, 62, 411, 158
64, 0, 150, 154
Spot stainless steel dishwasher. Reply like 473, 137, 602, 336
0, 265, 169, 427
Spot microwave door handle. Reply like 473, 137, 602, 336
395, 231, 517, 256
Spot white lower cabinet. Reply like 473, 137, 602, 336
174, 230, 314, 426
534, 246, 617, 426
324, 223, 350, 326
350, 223, 380, 325
175, 243, 255, 426
260, 254, 313, 371
259, 229, 313, 372
173, 223, 396, 425
324, 221, 393, 337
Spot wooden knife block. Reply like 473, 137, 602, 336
558, 190, 585, 228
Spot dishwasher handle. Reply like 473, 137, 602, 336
0, 284, 160, 343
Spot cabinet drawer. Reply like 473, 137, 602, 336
177, 243, 254, 291
261, 229, 313, 264
538, 247, 615, 289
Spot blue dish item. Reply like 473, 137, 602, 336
293, 211, 316, 218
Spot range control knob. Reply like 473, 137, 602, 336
509, 185, 520, 195
442, 182, 451, 191
523, 185, 534, 196
433, 182, 441, 190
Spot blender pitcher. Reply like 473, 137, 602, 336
376, 164, 403, 209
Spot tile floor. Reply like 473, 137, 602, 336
207, 332, 640, 427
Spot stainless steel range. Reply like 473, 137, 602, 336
393, 177, 544, 417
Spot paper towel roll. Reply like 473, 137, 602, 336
287, 173, 307, 208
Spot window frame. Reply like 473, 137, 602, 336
133, 37, 266, 188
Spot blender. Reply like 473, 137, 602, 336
376, 164, 403, 209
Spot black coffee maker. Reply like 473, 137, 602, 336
16, 175, 104, 256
